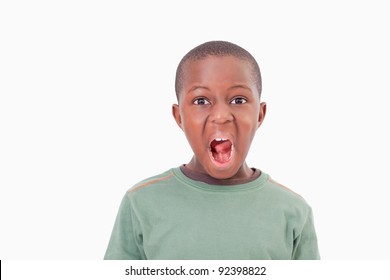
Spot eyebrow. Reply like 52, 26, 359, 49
228, 84, 252, 92
187, 85, 210, 94
187, 84, 252, 94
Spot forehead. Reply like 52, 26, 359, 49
181, 55, 255, 92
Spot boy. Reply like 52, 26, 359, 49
104, 41, 320, 260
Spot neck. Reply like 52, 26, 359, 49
180, 164, 260, 186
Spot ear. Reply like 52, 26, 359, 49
257, 102, 267, 128
172, 104, 183, 129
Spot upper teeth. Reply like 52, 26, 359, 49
215, 138, 227, 142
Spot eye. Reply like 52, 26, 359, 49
230, 97, 247, 104
193, 98, 211, 105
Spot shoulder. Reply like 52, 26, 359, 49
126, 169, 176, 196
123, 168, 184, 214
266, 177, 303, 198
263, 175, 312, 212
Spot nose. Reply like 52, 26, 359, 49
209, 102, 234, 124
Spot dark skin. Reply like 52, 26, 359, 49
172, 55, 266, 180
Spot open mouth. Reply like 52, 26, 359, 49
210, 138, 233, 164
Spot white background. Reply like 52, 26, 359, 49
1, 0, 389, 259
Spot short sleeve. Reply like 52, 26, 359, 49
292, 207, 320, 260
104, 193, 144, 260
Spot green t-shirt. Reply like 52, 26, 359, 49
104, 167, 320, 260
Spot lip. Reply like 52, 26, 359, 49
208, 134, 235, 168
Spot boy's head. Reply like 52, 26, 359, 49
172, 41, 266, 180
175, 41, 262, 102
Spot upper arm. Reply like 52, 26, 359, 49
292, 207, 320, 260
104, 193, 144, 260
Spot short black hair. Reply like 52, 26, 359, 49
175, 41, 262, 101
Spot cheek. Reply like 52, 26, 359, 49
182, 108, 207, 129
236, 114, 259, 145
237, 108, 259, 128
181, 112, 206, 145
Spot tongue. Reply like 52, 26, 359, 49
212, 140, 232, 163
213, 140, 231, 153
